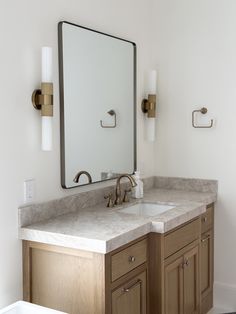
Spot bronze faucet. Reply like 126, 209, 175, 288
73, 171, 92, 184
115, 174, 137, 205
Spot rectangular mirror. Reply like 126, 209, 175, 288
58, 21, 136, 188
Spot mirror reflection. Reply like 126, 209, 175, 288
58, 21, 136, 188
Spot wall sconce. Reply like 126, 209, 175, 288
141, 70, 157, 142
32, 47, 53, 151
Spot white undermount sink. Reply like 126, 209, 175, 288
0, 301, 67, 314
119, 202, 176, 217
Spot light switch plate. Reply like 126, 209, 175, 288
23, 179, 35, 204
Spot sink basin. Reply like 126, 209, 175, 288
0, 301, 67, 314
119, 202, 176, 217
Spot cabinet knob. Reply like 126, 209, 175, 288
202, 217, 207, 223
181, 259, 189, 268
128, 256, 136, 263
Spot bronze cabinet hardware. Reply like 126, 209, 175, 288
181, 258, 190, 268
192, 107, 213, 128
128, 256, 136, 263
73, 170, 92, 184
100, 110, 117, 128
201, 234, 211, 243
104, 193, 114, 208
122, 279, 142, 293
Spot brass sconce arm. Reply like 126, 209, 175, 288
32, 82, 53, 116
141, 94, 156, 118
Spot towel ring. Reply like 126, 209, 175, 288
192, 107, 213, 128
100, 110, 117, 128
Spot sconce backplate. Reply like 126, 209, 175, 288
141, 99, 149, 114
32, 89, 42, 110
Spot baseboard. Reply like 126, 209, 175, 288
214, 281, 236, 312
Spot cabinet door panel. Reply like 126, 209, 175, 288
201, 230, 213, 297
201, 206, 214, 234
112, 271, 146, 314
183, 246, 200, 314
164, 256, 184, 314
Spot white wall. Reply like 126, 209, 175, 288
151, 0, 236, 309
0, 0, 155, 307
4, 0, 234, 309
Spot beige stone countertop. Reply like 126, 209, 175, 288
19, 188, 217, 254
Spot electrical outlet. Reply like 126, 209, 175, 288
24, 179, 35, 203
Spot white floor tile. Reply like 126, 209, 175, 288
208, 308, 234, 314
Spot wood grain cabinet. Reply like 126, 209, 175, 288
112, 271, 147, 314
164, 245, 200, 314
149, 204, 214, 314
23, 237, 148, 314
23, 204, 214, 314
200, 205, 214, 314
164, 255, 184, 314
150, 218, 201, 314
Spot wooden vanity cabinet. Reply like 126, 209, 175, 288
23, 204, 214, 314
200, 204, 214, 314
112, 271, 147, 314
149, 204, 214, 314
23, 237, 148, 314
164, 245, 200, 314
149, 218, 201, 314
109, 238, 148, 314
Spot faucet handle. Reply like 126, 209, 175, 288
123, 188, 132, 203
104, 193, 114, 208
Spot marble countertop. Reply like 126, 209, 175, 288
19, 187, 217, 253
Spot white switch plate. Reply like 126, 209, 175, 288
24, 179, 35, 204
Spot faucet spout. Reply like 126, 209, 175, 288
115, 174, 137, 205
73, 171, 92, 184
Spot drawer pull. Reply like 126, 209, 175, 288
201, 235, 210, 243
128, 256, 136, 263
202, 217, 207, 223
123, 279, 142, 293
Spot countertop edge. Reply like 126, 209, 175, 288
19, 188, 217, 254
19, 228, 108, 254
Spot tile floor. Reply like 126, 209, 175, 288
208, 308, 235, 314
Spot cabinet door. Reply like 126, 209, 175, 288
183, 246, 200, 314
164, 256, 184, 314
112, 271, 146, 314
201, 230, 213, 298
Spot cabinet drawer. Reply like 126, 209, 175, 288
164, 219, 200, 258
201, 205, 214, 234
111, 239, 147, 282
112, 271, 147, 314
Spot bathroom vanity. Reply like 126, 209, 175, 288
19, 177, 217, 314
11, 17, 217, 314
